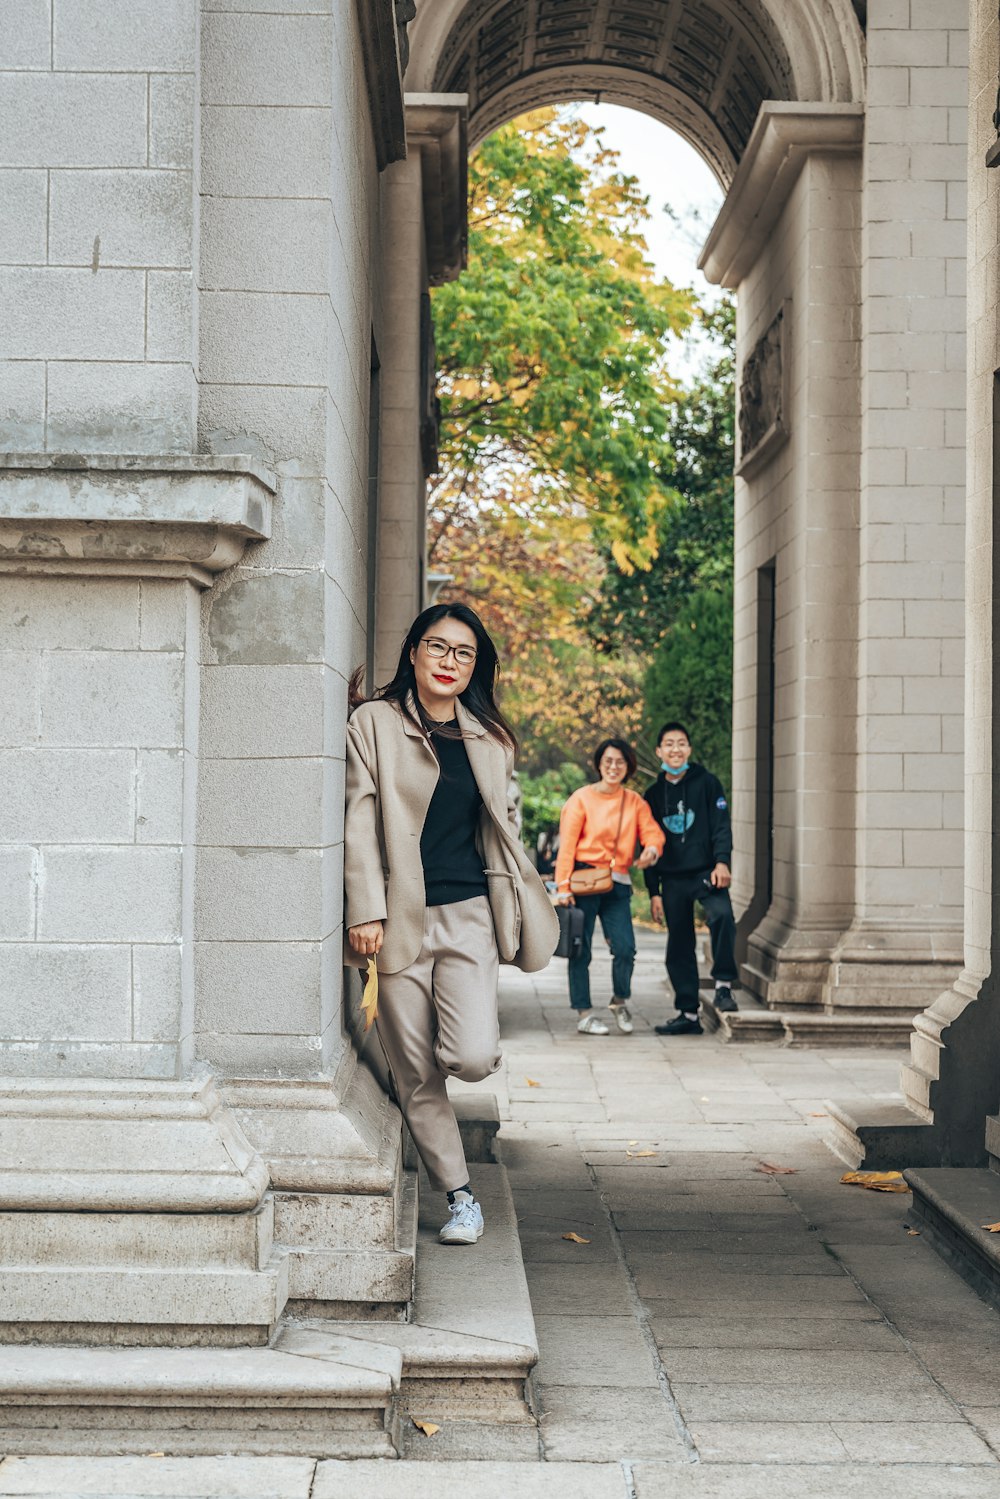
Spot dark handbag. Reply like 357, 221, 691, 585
554, 902, 586, 960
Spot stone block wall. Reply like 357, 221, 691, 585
0, 0, 198, 453
0, 575, 196, 1079
856, 0, 967, 944
194, 1, 379, 1079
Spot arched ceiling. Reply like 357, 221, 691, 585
408, 0, 865, 187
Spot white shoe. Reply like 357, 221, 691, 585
577, 1011, 610, 1035
609, 1003, 633, 1034
439, 1192, 484, 1245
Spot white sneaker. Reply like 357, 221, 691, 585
439, 1192, 484, 1246
609, 1003, 633, 1034
577, 1011, 610, 1035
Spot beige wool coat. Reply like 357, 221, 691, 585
344, 696, 559, 975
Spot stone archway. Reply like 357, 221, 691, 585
395, 0, 969, 1041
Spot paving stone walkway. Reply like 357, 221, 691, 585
4, 933, 1000, 1496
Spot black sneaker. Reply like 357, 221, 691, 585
714, 986, 737, 1012
655, 1013, 703, 1036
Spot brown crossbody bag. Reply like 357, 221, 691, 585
568, 791, 627, 897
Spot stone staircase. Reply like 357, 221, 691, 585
0, 1098, 540, 1458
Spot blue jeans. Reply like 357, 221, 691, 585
568, 881, 636, 1010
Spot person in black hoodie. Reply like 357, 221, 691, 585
643, 721, 738, 1035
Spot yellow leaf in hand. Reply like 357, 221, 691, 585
525, 1077, 541, 1087
411, 1419, 440, 1437
361, 957, 378, 1033
562, 1231, 591, 1244
840, 1171, 909, 1193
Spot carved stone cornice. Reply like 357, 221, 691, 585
699, 102, 864, 288
0, 453, 274, 587
357, 0, 414, 171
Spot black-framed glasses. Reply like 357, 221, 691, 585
422, 637, 477, 666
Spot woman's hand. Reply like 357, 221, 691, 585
710, 862, 732, 889
636, 844, 660, 870
349, 920, 384, 956
650, 896, 665, 925
557, 893, 575, 907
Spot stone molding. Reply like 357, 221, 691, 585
405, 93, 469, 286
0, 1072, 270, 1213
0, 454, 274, 587
356, 0, 411, 171
699, 101, 864, 287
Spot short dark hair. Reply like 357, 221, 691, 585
656, 721, 691, 745
593, 737, 637, 782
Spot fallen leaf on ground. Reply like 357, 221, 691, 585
982, 1222, 1000, 1233
906, 1228, 921, 1236
626, 1149, 658, 1159
146, 1453, 166, 1459
840, 1171, 909, 1193
628, 1139, 639, 1146
525, 1077, 541, 1087
808, 1111, 827, 1118
754, 1162, 798, 1175
562, 1231, 591, 1244
411, 1419, 440, 1437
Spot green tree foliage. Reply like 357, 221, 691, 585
642, 581, 734, 788
431, 109, 694, 573
518, 762, 587, 854
591, 298, 735, 653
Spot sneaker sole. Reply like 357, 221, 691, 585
439, 1226, 484, 1245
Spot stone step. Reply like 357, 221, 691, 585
825, 1099, 940, 1170
0, 1338, 402, 1457
279, 1161, 539, 1440
701, 991, 785, 1041
906, 1167, 1000, 1314
780, 1010, 916, 1046
285, 1167, 418, 1316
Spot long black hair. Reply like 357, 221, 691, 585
349, 602, 518, 753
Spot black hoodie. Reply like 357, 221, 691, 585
642, 763, 733, 894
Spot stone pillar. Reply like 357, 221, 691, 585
375, 95, 467, 687
191, 3, 432, 1314
702, 105, 866, 1034
0, 0, 289, 1344
0, 457, 284, 1342
860, 0, 1000, 1163
832, 0, 967, 1016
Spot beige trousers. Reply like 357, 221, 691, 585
376, 895, 501, 1193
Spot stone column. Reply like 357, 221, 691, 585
865, 0, 1000, 1162
702, 105, 866, 1034
375, 95, 467, 685
0, 0, 287, 1343
831, 0, 968, 1017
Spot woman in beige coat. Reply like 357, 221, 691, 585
345, 602, 558, 1246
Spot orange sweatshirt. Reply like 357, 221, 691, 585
555, 784, 665, 892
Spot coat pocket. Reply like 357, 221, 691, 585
483, 867, 521, 962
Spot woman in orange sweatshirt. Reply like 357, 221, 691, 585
555, 738, 665, 1035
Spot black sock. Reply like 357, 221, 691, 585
447, 1183, 473, 1204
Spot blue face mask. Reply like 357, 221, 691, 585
662, 760, 689, 776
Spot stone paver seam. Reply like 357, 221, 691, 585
584, 1159, 700, 1466
620, 1455, 639, 1498
775, 1175, 1000, 1459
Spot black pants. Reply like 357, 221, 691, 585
662, 871, 737, 1013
